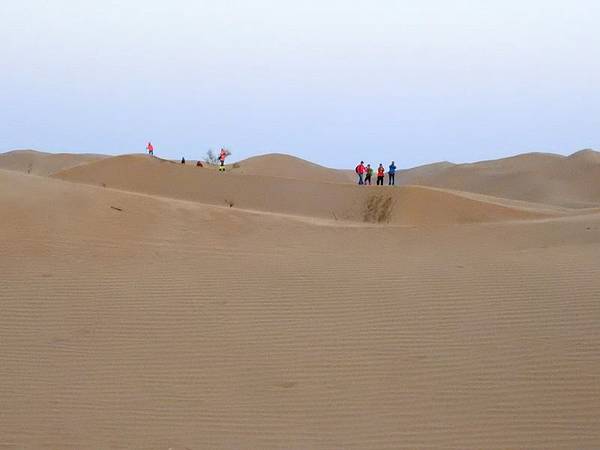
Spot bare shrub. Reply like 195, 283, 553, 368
364, 195, 394, 223
205, 149, 219, 165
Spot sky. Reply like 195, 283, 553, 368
1, 0, 599, 169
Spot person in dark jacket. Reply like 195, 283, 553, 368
364, 164, 373, 185
388, 161, 397, 185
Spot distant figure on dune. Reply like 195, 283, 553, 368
364, 164, 373, 185
376, 163, 385, 185
355, 161, 366, 185
388, 161, 397, 185
218, 148, 230, 172
196, 161, 203, 167
219, 149, 228, 166
146, 142, 154, 156
181, 157, 186, 164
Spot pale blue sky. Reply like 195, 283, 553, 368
1, 0, 599, 168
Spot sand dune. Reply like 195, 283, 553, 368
2, 149, 600, 448
5, 148, 600, 209
397, 150, 600, 208
224, 149, 600, 209
0, 149, 107, 176
396, 160, 456, 182
52, 154, 559, 226
1, 166, 599, 449
230, 153, 355, 183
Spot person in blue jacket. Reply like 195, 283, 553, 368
388, 161, 397, 185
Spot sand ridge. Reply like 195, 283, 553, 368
6, 148, 600, 209
51, 154, 560, 226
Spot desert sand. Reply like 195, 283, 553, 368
1, 149, 599, 449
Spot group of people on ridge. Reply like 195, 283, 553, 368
355, 161, 397, 186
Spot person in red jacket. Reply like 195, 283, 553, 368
355, 161, 366, 185
219, 148, 228, 166
146, 142, 154, 156
376, 163, 385, 185
218, 148, 231, 172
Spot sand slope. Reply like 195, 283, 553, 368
0, 149, 107, 176
230, 153, 355, 183
398, 150, 600, 208
52, 154, 558, 226
1, 167, 600, 449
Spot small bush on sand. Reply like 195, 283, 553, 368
205, 149, 219, 165
364, 195, 394, 223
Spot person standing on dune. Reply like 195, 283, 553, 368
218, 148, 230, 172
364, 164, 373, 185
219, 149, 228, 166
146, 142, 154, 156
355, 161, 366, 185
377, 163, 385, 185
388, 161, 397, 185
